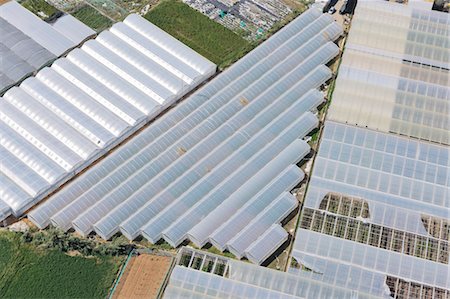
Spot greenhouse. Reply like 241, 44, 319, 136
163, 247, 379, 298
290, 121, 449, 297
49, 14, 96, 45
0, 1, 95, 93
244, 224, 288, 265
1, 13, 216, 221
28, 7, 342, 263
0, 1, 93, 56
0, 17, 56, 93
289, 3, 450, 297
328, 1, 450, 145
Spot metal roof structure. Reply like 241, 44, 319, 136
328, 1, 450, 145
0, 13, 216, 221
28, 7, 342, 264
163, 247, 378, 298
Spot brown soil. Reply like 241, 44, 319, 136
113, 254, 172, 299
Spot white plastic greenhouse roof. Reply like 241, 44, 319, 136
0, 1, 93, 56
28, 7, 342, 262
290, 121, 450, 296
49, 14, 95, 45
0, 1, 95, 93
194, 164, 304, 249
328, 1, 450, 145
0, 17, 56, 93
163, 247, 378, 298
244, 223, 288, 265
227, 192, 298, 259
0, 14, 216, 220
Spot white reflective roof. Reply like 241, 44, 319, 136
328, 1, 450, 145
290, 121, 450, 296
1, 14, 215, 219
163, 247, 379, 298
28, 7, 341, 262
0, 17, 55, 93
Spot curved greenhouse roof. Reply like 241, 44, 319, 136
0, 1, 96, 93
328, 1, 450, 145
29, 7, 342, 263
0, 13, 216, 220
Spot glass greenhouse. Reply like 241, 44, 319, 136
328, 1, 450, 145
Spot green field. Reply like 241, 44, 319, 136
72, 5, 113, 32
0, 231, 121, 298
145, 0, 251, 68
20, 0, 60, 21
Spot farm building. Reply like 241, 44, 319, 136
290, 2, 450, 298
0, 0, 95, 93
28, 7, 342, 264
0, 13, 216, 221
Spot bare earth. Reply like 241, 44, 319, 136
113, 254, 173, 299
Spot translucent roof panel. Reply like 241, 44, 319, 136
190, 164, 305, 249
290, 121, 450, 296
163, 247, 379, 299
345, 1, 449, 69
290, 3, 450, 295
0, 17, 55, 93
313, 121, 449, 214
327, 1, 450, 145
0, 199, 11, 221
49, 14, 95, 45
208, 165, 304, 251
244, 224, 289, 265
27, 7, 340, 259
227, 192, 298, 258
328, 49, 450, 145
0, 1, 75, 56
1, 14, 215, 221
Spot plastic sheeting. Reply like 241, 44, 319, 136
0, 1, 82, 56
0, 17, 55, 93
163, 247, 379, 298
49, 14, 95, 45
328, 1, 450, 145
290, 121, 450, 296
1, 14, 216, 219
244, 224, 288, 265
28, 7, 340, 262
227, 192, 297, 258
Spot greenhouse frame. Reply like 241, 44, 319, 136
163, 247, 379, 298
0, 1, 94, 56
290, 121, 449, 297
